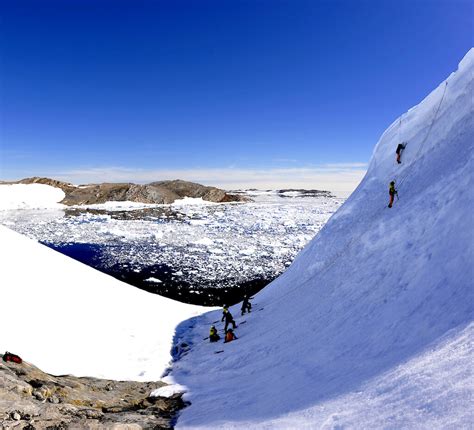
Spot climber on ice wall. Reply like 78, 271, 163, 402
396, 143, 407, 164
388, 181, 398, 208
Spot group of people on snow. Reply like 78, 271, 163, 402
209, 295, 252, 344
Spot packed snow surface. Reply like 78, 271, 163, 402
0, 224, 207, 381
168, 50, 474, 428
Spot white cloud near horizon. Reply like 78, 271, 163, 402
45, 164, 367, 198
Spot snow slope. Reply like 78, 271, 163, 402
0, 224, 207, 381
170, 50, 474, 428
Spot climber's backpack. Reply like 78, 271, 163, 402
3, 351, 22, 364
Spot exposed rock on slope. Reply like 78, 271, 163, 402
0, 357, 186, 429
9, 177, 248, 205
149, 180, 243, 203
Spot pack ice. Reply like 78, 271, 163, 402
169, 50, 474, 429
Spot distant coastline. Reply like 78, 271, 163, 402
1, 177, 249, 205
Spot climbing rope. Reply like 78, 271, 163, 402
396, 81, 448, 189
258, 221, 371, 310
258, 84, 451, 309
226, 81, 450, 317
398, 115, 403, 144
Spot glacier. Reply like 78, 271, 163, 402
168, 50, 474, 429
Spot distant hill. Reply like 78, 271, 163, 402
4, 177, 249, 205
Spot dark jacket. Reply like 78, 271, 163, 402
222, 310, 234, 322
396, 143, 406, 154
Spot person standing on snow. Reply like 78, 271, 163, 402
241, 295, 252, 316
221, 305, 237, 332
388, 181, 398, 208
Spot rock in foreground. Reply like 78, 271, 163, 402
0, 357, 186, 429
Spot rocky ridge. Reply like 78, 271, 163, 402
3, 177, 248, 206
0, 357, 186, 429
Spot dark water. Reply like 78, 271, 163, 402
44, 242, 274, 307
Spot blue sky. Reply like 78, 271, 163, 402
0, 0, 472, 193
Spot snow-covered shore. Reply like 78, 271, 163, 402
0, 224, 208, 381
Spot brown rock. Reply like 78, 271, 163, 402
7, 177, 250, 206
0, 357, 185, 429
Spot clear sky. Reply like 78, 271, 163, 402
0, 0, 472, 194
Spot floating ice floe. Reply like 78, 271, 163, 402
194, 237, 214, 246
146, 277, 163, 283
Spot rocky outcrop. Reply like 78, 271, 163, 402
14, 177, 77, 193
0, 357, 186, 429
148, 180, 241, 203
8, 177, 249, 206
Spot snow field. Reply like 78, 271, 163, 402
0, 183, 65, 210
0, 225, 209, 381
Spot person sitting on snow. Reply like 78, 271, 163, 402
221, 305, 237, 332
224, 328, 238, 343
209, 325, 220, 342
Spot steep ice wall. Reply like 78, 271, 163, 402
171, 49, 474, 429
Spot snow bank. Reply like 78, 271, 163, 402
172, 197, 217, 206
150, 383, 187, 398
0, 184, 65, 210
0, 225, 207, 381
170, 49, 474, 428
